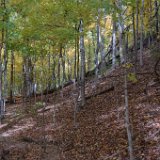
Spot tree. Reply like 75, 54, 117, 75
112, 12, 117, 69
140, 0, 144, 66
79, 19, 85, 108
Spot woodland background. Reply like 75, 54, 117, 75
0, 0, 160, 160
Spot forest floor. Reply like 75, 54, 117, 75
0, 49, 160, 160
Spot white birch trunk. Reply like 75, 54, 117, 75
112, 20, 116, 69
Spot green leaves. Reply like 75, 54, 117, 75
127, 73, 138, 83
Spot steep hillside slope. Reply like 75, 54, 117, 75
0, 49, 160, 160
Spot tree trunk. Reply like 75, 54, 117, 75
67, 57, 71, 81
10, 50, 14, 103
87, 42, 92, 72
155, 0, 159, 35
40, 56, 44, 102
3, 43, 7, 112
96, 12, 100, 77
62, 47, 67, 82
47, 53, 51, 91
77, 35, 80, 82
124, 34, 134, 160
3, 0, 8, 109
117, 1, 134, 158
140, 0, 144, 66
112, 19, 116, 69
132, 9, 137, 64
74, 24, 78, 80
52, 55, 56, 89
117, 0, 125, 63
22, 56, 32, 106
124, 69, 134, 160
22, 57, 28, 108
0, 0, 6, 122
135, 0, 139, 65
0, 45, 3, 123
79, 19, 85, 108
33, 60, 37, 104
58, 52, 61, 87
100, 34, 106, 74
147, 0, 152, 47
28, 58, 34, 97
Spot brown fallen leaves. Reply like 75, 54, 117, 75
0, 52, 160, 160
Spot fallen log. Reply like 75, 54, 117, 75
86, 86, 114, 100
